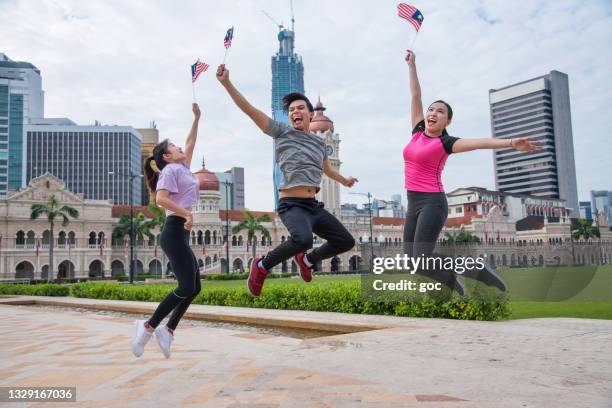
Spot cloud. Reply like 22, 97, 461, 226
2, 0, 610, 210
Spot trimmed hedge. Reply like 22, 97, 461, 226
0, 284, 70, 297
69, 281, 509, 320
0, 281, 510, 320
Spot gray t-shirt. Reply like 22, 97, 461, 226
265, 119, 327, 192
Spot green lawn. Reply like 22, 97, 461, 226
202, 267, 612, 320
508, 301, 612, 320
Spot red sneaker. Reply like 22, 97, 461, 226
247, 257, 269, 296
295, 253, 313, 282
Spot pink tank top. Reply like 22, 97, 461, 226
403, 122, 459, 192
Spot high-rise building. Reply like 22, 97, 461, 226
24, 119, 142, 205
214, 166, 245, 211
590, 190, 612, 227
579, 201, 593, 220
0, 53, 44, 195
271, 24, 304, 123
270, 16, 305, 207
136, 125, 159, 206
489, 70, 579, 215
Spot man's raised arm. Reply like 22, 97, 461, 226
216, 64, 271, 133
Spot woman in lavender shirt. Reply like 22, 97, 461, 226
131, 103, 201, 359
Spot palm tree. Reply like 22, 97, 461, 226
232, 209, 272, 261
30, 195, 79, 283
148, 202, 166, 228
112, 212, 160, 246
444, 229, 480, 244
571, 219, 600, 241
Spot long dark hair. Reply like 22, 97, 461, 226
143, 139, 170, 198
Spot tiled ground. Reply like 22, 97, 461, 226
0, 298, 610, 407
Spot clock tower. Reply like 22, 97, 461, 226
309, 98, 341, 216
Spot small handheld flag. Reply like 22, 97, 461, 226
397, 3, 424, 32
224, 26, 234, 49
190, 59, 209, 103
191, 59, 209, 83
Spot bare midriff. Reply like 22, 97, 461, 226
279, 186, 317, 199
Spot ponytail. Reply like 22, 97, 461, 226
143, 139, 170, 202
143, 156, 159, 197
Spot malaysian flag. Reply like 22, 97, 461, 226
224, 27, 234, 49
397, 3, 424, 32
191, 59, 209, 83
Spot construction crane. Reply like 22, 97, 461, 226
262, 0, 295, 32
290, 0, 295, 32
261, 9, 283, 31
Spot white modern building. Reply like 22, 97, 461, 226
489, 70, 579, 215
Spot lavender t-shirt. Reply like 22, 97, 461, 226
156, 161, 199, 216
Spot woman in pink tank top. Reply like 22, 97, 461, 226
403, 50, 542, 295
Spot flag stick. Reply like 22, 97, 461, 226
222, 48, 229, 65
191, 81, 196, 103
409, 30, 420, 50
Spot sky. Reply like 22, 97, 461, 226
2, 0, 611, 211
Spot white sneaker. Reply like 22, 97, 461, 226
132, 320, 154, 357
154, 324, 174, 359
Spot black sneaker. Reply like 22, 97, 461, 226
460, 261, 507, 292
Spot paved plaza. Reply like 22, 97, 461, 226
0, 296, 610, 407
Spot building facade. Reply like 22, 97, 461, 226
1, 172, 405, 280
579, 200, 593, 220
310, 98, 341, 216
489, 70, 579, 214
215, 166, 245, 211
590, 190, 612, 227
0, 53, 44, 195
24, 121, 142, 205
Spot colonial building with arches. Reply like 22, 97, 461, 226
1, 166, 405, 280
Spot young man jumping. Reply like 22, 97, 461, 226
216, 64, 358, 296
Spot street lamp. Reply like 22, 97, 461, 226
349, 191, 375, 271
109, 170, 143, 284
219, 180, 233, 274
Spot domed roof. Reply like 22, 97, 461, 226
309, 98, 334, 133
193, 158, 219, 191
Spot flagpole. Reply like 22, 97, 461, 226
222, 48, 229, 65
192, 80, 196, 103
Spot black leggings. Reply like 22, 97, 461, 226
262, 198, 355, 270
147, 216, 201, 331
403, 191, 457, 287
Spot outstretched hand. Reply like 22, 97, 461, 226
512, 137, 543, 152
216, 64, 229, 85
405, 49, 416, 67
344, 177, 359, 188
192, 103, 201, 120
